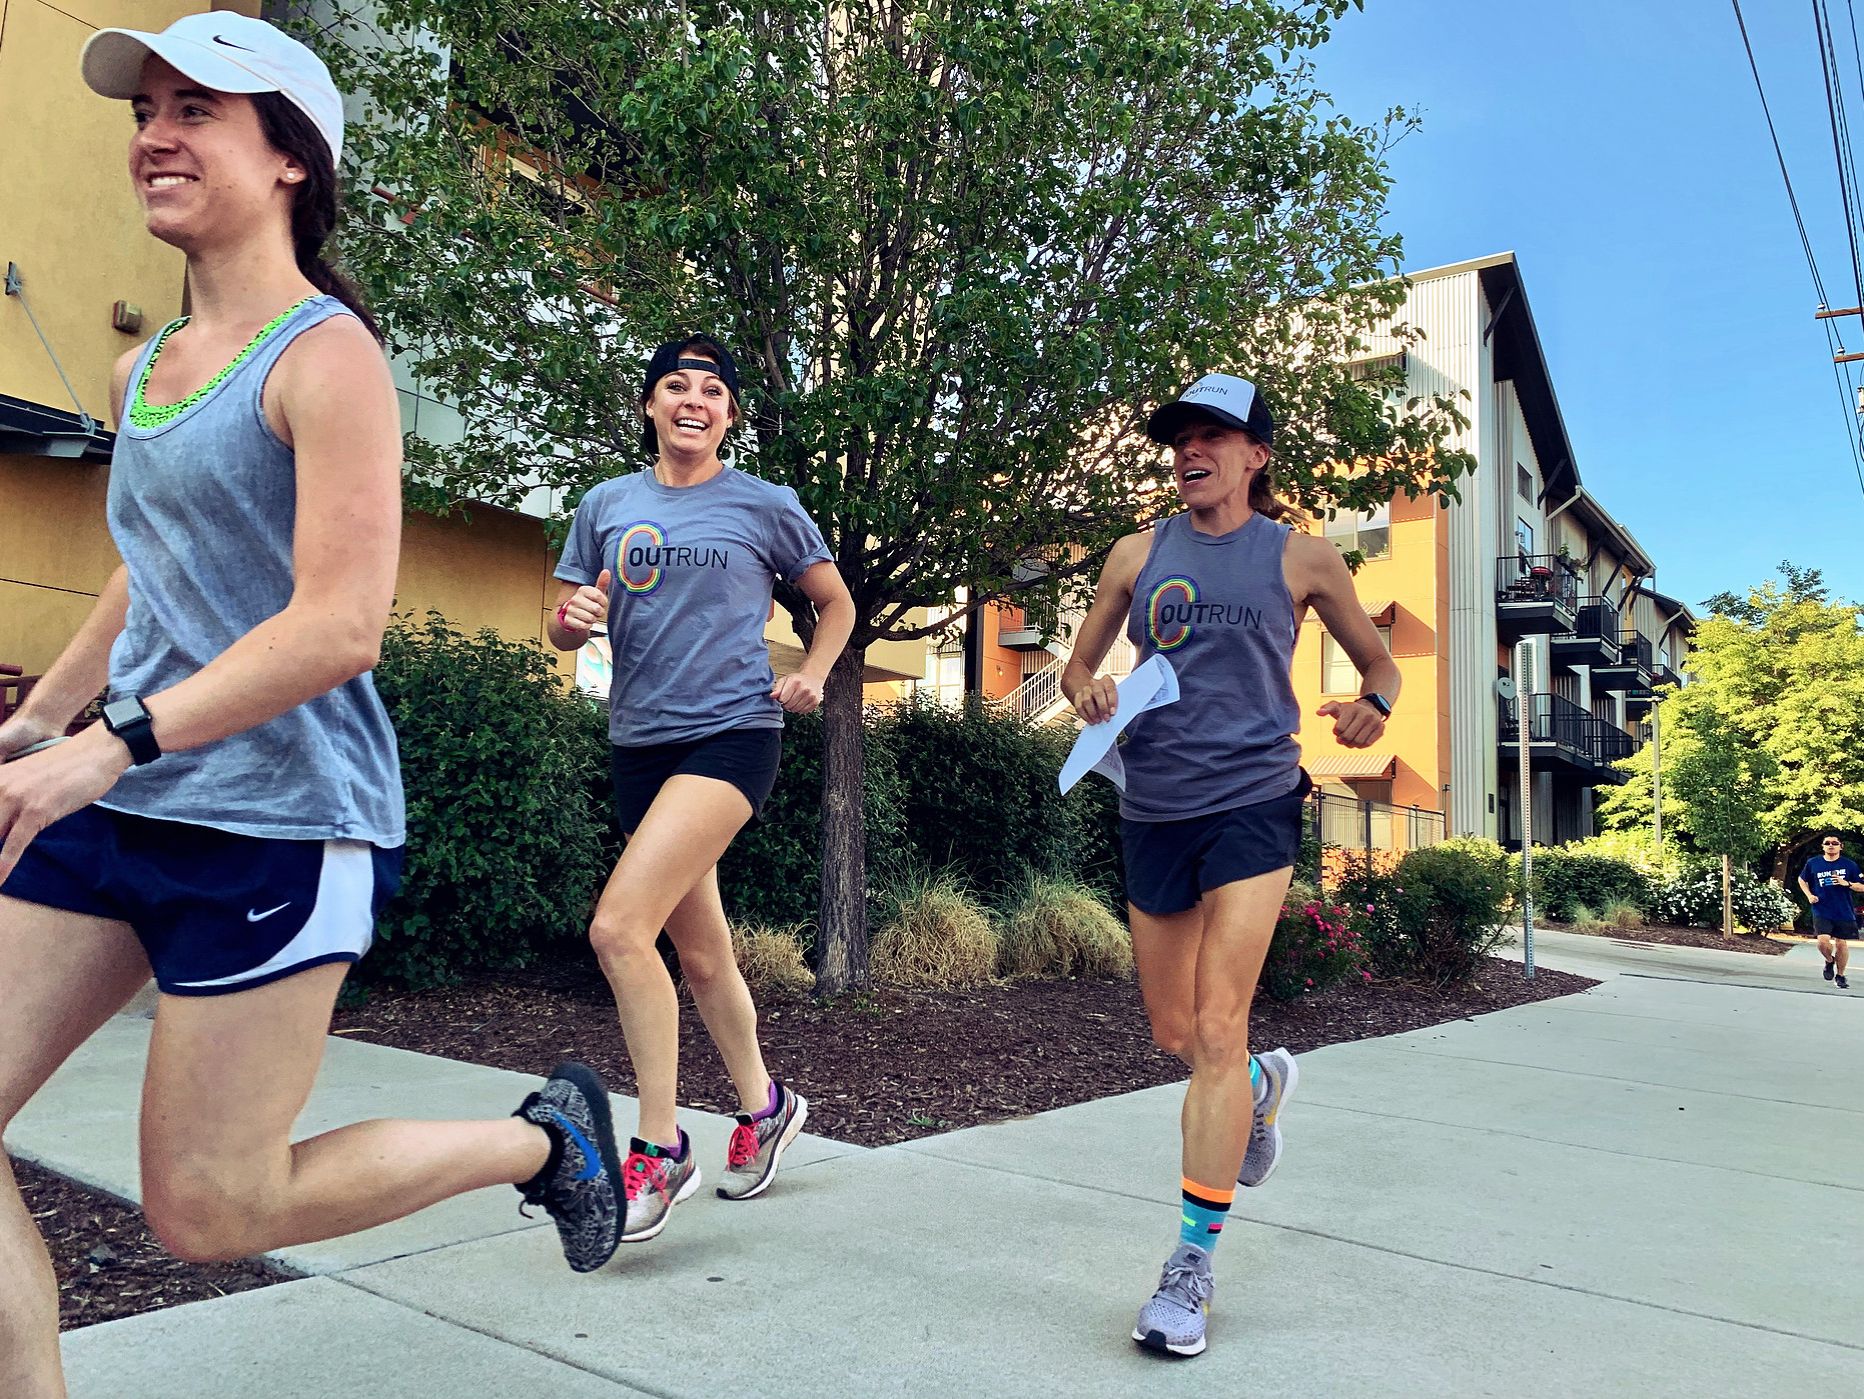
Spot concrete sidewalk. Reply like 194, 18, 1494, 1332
8, 947, 1862, 1398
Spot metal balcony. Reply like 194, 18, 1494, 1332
1498, 693, 1636, 784
1593, 628, 1655, 692
1550, 596, 1622, 670
1496, 554, 1580, 640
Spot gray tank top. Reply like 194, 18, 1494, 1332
96, 295, 405, 846
1119, 510, 1303, 821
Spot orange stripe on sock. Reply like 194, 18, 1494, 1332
1181, 1177, 1236, 1208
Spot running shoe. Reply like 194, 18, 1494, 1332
513, 1061, 624, 1273
1133, 1243, 1215, 1358
1839, 974, 1851, 991
717, 1082, 809, 1201
1238, 1047, 1299, 1188
1825, 958, 1837, 981
620, 1134, 701, 1242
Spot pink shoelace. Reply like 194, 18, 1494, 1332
727, 1122, 761, 1170
622, 1151, 669, 1202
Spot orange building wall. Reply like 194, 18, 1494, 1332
1291, 490, 1448, 816
980, 603, 1030, 701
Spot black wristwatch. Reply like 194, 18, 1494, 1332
1358, 692, 1394, 718
101, 695, 162, 765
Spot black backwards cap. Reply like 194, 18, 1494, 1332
640, 336, 741, 456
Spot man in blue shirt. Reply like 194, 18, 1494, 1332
1798, 836, 1864, 989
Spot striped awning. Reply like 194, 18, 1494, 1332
1361, 598, 1396, 623
1306, 752, 1397, 780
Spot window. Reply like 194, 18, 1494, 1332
1323, 502, 1391, 560
1321, 625, 1392, 694
1515, 518, 1535, 558
1517, 464, 1533, 500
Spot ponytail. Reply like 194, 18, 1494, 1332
1248, 456, 1302, 525
252, 92, 384, 344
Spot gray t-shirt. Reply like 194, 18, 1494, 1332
557, 466, 831, 746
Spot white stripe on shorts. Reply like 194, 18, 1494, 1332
168, 840, 377, 991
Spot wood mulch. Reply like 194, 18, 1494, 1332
327, 956, 1596, 1147
12, 1158, 283, 1332
1542, 919, 1793, 957
24, 953, 1594, 1332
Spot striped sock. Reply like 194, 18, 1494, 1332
1180, 1177, 1235, 1255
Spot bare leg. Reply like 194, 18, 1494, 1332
0, 897, 152, 1399
1176, 870, 1292, 1185
138, 962, 551, 1262
589, 776, 752, 1145
663, 866, 773, 1114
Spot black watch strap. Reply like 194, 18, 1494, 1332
101, 696, 162, 766
1359, 692, 1393, 718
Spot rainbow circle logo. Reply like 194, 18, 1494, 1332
1148, 576, 1198, 650
617, 522, 667, 594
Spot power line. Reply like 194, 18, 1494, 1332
1734, 0, 1864, 500
1814, 1, 1864, 316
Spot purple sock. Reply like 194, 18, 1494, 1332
662, 1128, 688, 1161
751, 1081, 783, 1121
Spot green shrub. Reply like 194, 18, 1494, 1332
1384, 844, 1511, 986
1439, 836, 1520, 907
1327, 852, 1406, 962
1528, 850, 1653, 922
1262, 881, 1368, 1002
718, 709, 909, 937
996, 873, 1133, 980
1561, 830, 1681, 881
870, 868, 1000, 989
366, 613, 612, 989
872, 696, 1088, 903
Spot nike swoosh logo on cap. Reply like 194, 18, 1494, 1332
212, 35, 257, 52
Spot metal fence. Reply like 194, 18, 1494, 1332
1308, 788, 1445, 856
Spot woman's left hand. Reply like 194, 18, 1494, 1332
0, 725, 131, 882
1317, 699, 1386, 750
772, 672, 826, 714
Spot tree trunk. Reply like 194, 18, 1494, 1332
815, 643, 870, 996
1722, 853, 1733, 938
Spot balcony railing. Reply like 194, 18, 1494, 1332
1571, 597, 1620, 643
1308, 790, 1445, 856
1498, 693, 1637, 774
1618, 630, 1654, 673
1495, 554, 1581, 610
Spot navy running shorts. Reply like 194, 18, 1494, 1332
1121, 771, 1312, 917
0, 805, 402, 996
611, 727, 783, 833
1813, 915, 1858, 940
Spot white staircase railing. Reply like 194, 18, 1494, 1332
993, 634, 1137, 723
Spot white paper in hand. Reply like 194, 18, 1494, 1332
1058, 655, 1179, 794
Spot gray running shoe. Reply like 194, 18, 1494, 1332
620, 1133, 702, 1242
1238, 1047, 1299, 1188
718, 1082, 809, 1201
513, 1061, 623, 1273
1133, 1244, 1215, 1357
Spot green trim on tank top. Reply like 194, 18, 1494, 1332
127, 297, 316, 430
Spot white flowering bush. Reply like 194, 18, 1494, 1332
1650, 864, 1794, 931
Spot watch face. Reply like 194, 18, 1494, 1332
102, 697, 144, 728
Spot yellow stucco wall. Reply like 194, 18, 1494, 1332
1292, 491, 1448, 815
0, 3, 262, 422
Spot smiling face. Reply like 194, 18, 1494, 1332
1170, 416, 1269, 511
645, 354, 737, 459
127, 57, 302, 251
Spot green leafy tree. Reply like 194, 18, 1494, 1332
308, 0, 1473, 990
1600, 563, 1864, 882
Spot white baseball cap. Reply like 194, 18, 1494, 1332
1147, 372, 1276, 447
81, 13, 343, 167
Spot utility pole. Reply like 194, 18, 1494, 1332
1651, 697, 1663, 851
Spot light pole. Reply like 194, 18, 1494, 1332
1515, 639, 1535, 980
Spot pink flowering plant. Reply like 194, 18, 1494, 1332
1262, 882, 1368, 1003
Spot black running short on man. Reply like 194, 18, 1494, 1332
0, 805, 402, 995
1122, 771, 1313, 916
610, 727, 783, 833
1813, 916, 1859, 940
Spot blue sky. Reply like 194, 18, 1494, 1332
1313, 0, 1864, 611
